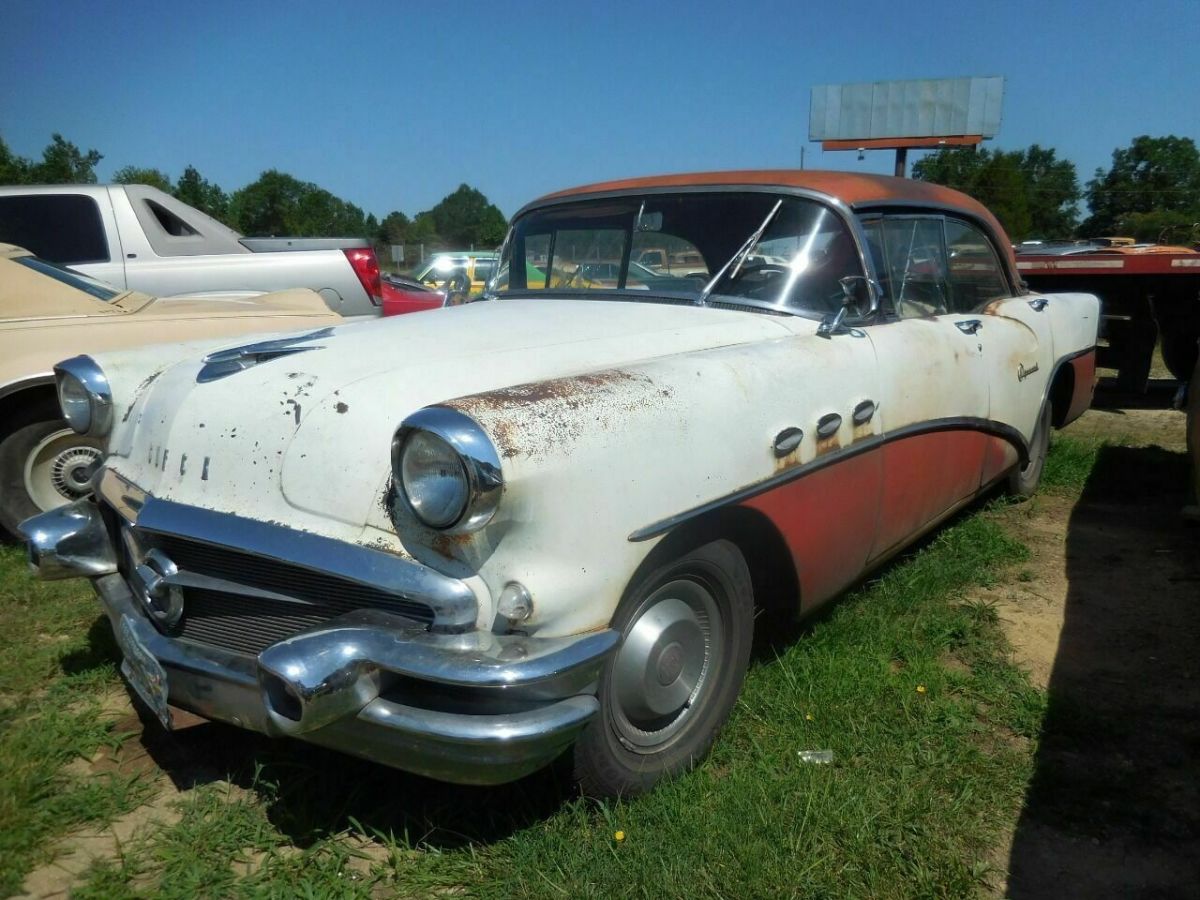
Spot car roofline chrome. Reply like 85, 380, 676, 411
95, 468, 479, 631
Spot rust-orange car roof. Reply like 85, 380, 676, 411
533, 169, 1011, 249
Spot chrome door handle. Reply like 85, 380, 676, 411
1028, 298, 1049, 312
955, 319, 983, 335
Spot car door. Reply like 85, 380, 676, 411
858, 215, 990, 562
943, 217, 1053, 484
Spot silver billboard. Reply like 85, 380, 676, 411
809, 77, 1004, 141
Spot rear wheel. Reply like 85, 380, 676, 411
574, 539, 754, 798
0, 412, 103, 536
1006, 402, 1052, 499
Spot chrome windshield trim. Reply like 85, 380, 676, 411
96, 469, 478, 631
496, 185, 883, 319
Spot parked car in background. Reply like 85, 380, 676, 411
380, 252, 498, 315
22, 171, 1098, 798
0, 185, 382, 315
0, 243, 342, 533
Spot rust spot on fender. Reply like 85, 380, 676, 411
447, 369, 668, 460
455, 370, 650, 411
773, 452, 802, 474
431, 532, 473, 558
815, 435, 841, 455
122, 370, 164, 422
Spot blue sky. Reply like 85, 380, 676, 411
2, 0, 1197, 220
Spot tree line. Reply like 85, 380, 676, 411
0, 133, 507, 257
3, 131, 1198, 249
912, 135, 1200, 244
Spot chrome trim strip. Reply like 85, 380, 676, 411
97, 469, 478, 631
628, 417, 1029, 542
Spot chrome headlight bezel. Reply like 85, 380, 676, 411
54, 355, 113, 438
392, 407, 503, 533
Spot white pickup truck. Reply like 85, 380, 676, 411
0, 184, 382, 315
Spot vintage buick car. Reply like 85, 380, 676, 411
21, 172, 1098, 797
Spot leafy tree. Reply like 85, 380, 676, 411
173, 165, 230, 223
112, 165, 172, 192
1015, 145, 1080, 237
1081, 135, 1200, 236
428, 184, 507, 247
229, 169, 370, 237
379, 210, 410, 244
913, 144, 1078, 240
29, 133, 102, 184
0, 135, 31, 184
408, 211, 441, 244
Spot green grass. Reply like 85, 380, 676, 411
0, 550, 150, 897
0, 441, 1103, 898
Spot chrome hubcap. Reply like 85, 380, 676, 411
24, 429, 104, 512
611, 577, 723, 752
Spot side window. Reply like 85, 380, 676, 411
471, 258, 495, 284
0, 194, 110, 264
879, 217, 949, 318
944, 219, 1011, 311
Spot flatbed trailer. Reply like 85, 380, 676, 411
1018, 252, 1200, 392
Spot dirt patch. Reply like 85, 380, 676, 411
1059, 406, 1187, 452
976, 406, 1200, 897
19, 791, 182, 899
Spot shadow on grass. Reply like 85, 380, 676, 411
59, 615, 121, 676
1007, 445, 1200, 897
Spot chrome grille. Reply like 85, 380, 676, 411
144, 533, 434, 656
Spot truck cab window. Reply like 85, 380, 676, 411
0, 194, 110, 264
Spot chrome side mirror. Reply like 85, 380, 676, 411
817, 276, 872, 339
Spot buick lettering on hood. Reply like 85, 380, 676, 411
20, 172, 1099, 797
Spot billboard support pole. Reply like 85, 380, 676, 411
894, 148, 908, 178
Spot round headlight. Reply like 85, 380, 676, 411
400, 431, 469, 528
392, 407, 503, 533
54, 356, 112, 437
58, 372, 93, 434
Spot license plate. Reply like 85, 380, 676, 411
116, 616, 172, 731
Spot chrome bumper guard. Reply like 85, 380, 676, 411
25, 499, 619, 785
19, 502, 118, 580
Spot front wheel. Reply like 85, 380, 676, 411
0, 416, 104, 536
574, 539, 754, 798
1006, 402, 1052, 499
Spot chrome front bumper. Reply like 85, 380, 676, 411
21, 499, 619, 785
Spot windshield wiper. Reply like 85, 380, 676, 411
696, 199, 782, 307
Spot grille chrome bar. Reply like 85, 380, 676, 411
95, 468, 479, 635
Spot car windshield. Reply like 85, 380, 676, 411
491, 192, 864, 318
14, 255, 123, 301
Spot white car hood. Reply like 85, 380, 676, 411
107, 297, 794, 534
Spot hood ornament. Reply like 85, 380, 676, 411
197, 328, 334, 382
